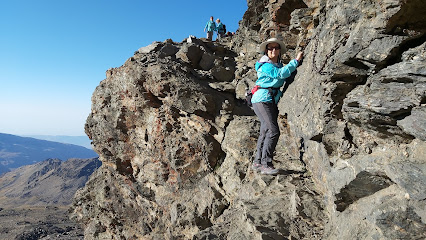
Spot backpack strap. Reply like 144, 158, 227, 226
252, 86, 280, 98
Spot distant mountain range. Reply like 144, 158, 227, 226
0, 157, 100, 207
0, 133, 98, 175
24, 135, 93, 149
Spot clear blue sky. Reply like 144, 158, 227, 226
0, 0, 247, 136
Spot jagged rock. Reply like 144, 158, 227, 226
199, 52, 215, 70
208, 82, 236, 93
72, 0, 426, 239
176, 43, 203, 68
343, 42, 426, 142
211, 65, 234, 82
398, 106, 426, 141
386, 159, 426, 200
159, 43, 179, 58
289, 8, 315, 34
138, 41, 162, 54
211, 57, 236, 82
356, 35, 407, 67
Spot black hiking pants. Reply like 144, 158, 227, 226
253, 101, 280, 166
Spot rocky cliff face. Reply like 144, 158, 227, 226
71, 0, 426, 239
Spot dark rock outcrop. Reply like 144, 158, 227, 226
71, 0, 426, 239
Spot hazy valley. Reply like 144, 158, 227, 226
0, 133, 100, 239
0, 133, 97, 175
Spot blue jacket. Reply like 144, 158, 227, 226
216, 23, 225, 33
251, 55, 299, 104
205, 20, 217, 32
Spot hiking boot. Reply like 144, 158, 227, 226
260, 165, 279, 175
252, 163, 262, 171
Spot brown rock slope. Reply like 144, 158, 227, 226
0, 158, 100, 207
71, 0, 426, 239
0, 158, 100, 239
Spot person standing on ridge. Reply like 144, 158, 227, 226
204, 16, 216, 41
251, 38, 303, 175
215, 18, 225, 40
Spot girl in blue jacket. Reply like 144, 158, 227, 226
251, 38, 303, 175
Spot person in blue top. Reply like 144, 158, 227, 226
204, 16, 217, 41
251, 38, 303, 175
215, 18, 225, 40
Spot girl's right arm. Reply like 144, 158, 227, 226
262, 60, 299, 80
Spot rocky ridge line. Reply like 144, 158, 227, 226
71, 0, 426, 239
